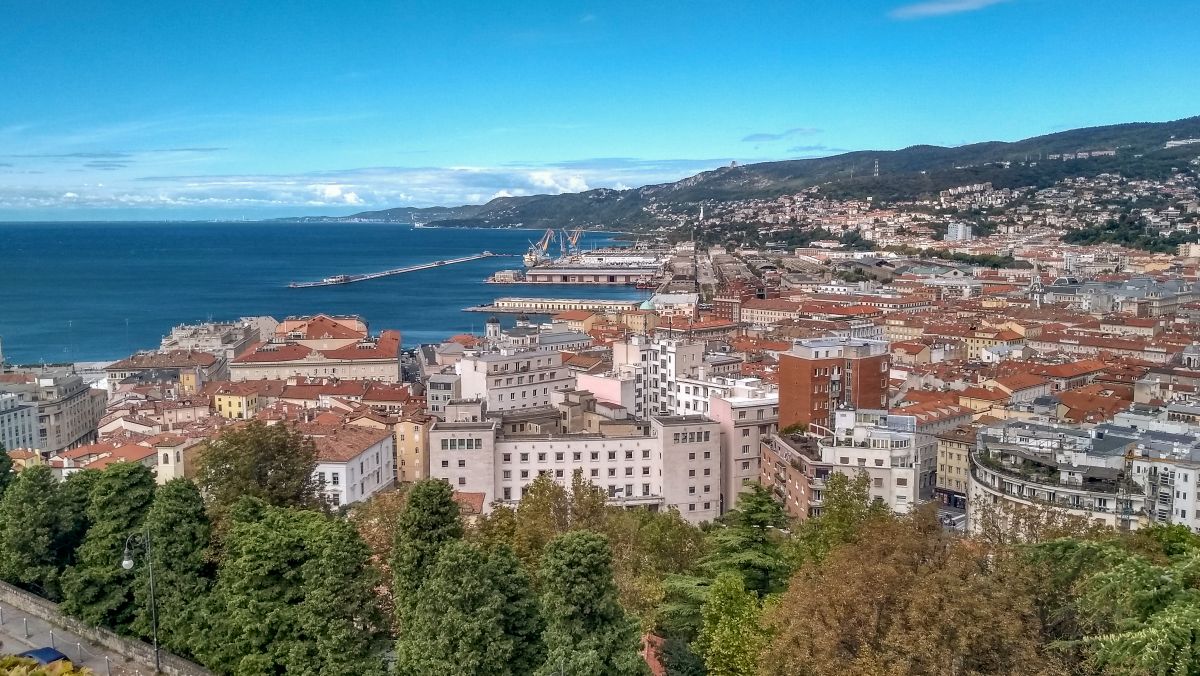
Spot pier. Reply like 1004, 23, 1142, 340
289, 251, 502, 288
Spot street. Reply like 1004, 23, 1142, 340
0, 599, 152, 675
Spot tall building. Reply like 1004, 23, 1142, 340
946, 222, 974, 241
0, 393, 37, 451
0, 370, 106, 453
428, 391, 722, 524
778, 337, 890, 431
456, 348, 574, 412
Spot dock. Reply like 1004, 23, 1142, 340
289, 251, 503, 288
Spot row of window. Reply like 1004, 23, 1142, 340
440, 438, 483, 450
500, 449, 652, 463
672, 431, 711, 443
498, 466, 655, 480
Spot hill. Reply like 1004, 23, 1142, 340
302, 116, 1200, 229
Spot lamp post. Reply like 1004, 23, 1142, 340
121, 525, 160, 673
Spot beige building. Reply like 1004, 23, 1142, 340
230, 330, 402, 382
105, 350, 228, 395
0, 370, 106, 453
429, 393, 722, 524
936, 427, 976, 509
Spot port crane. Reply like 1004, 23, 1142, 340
523, 228, 557, 267
562, 227, 584, 254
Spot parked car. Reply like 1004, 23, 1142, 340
17, 647, 71, 666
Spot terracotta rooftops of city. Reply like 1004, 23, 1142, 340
452, 491, 487, 516
553, 310, 597, 321
109, 350, 219, 370
296, 423, 393, 462
276, 314, 366, 340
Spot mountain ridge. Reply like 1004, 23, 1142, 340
292, 116, 1200, 229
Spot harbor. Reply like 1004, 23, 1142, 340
289, 251, 502, 288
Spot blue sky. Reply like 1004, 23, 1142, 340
1, 0, 1196, 220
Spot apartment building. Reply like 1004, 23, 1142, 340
456, 348, 575, 412
936, 427, 976, 509
303, 423, 395, 507
428, 394, 722, 524
706, 380, 778, 512
230, 330, 402, 382
760, 408, 923, 518
160, 318, 270, 361
0, 393, 37, 451
0, 370, 106, 453
778, 337, 890, 432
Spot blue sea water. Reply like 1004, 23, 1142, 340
0, 222, 649, 364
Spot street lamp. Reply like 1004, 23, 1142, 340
121, 525, 160, 673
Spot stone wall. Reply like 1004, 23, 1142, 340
0, 581, 211, 676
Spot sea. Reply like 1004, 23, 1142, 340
0, 222, 651, 365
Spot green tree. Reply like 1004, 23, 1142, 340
395, 541, 540, 675
471, 503, 518, 552
785, 471, 885, 568
198, 506, 385, 675
694, 573, 765, 676
53, 469, 100, 568
60, 462, 156, 630
292, 515, 388, 675
513, 473, 570, 569
536, 532, 649, 676
130, 478, 213, 657
0, 465, 62, 598
487, 545, 545, 675
0, 444, 13, 498
391, 479, 463, 614
700, 484, 789, 597
195, 421, 322, 517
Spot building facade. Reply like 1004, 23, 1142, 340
778, 337, 890, 431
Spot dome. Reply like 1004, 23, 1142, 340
486, 316, 500, 324
639, 299, 655, 311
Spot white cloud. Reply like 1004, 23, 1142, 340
889, 0, 1009, 19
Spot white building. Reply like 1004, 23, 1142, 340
946, 222, 974, 241
303, 424, 395, 506
0, 393, 37, 452
817, 408, 922, 514
456, 349, 575, 412
429, 396, 722, 524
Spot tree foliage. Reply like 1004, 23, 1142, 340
695, 573, 766, 676
391, 478, 464, 616
60, 462, 156, 631
198, 505, 386, 675
0, 465, 62, 599
536, 531, 649, 676
0, 444, 13, 498
195, 421, 322, 518
760, 507, 1065, 676
131, 478, 213, 658
394, 541, 542, 675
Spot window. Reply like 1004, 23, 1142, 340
608, 468, 617, 477
555, 469, 564, 478
457, 459, 466, 468
458, 477, 466, 486
502, 470, 511, 479
704, 502, 711, 510
642, 466, 650, 475
318, 472, 326, 483
161, 453, 169, 465
440, 439, 448, 450
537, 453, 546, 462
896, 478, 907, 486
874, 459, 884, 467
704, 451, 711, 459
688, 504, 696, 511
689, 452, 696, 460
331, 473, 339, 485
608, 451, 616, 460
703, 468, 710, 476
555, 452, 564, 461
625, 450, 633, 460
441, 460, 449, 468
502, 453, 511, 462
742, 461, 750, 470
873, 477, 883, 488
573, 452, 581, 461
520, 470, 530, 479
642, 450, 650, 459
742, 428, 750, 437
625, 467, 633, 476
689, 486, 696, 494
503, 487, 512, 500
591, 452, 599, 460
642, 483, 651, 496
591, 468, 599, 477
689, 469, 696, 477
